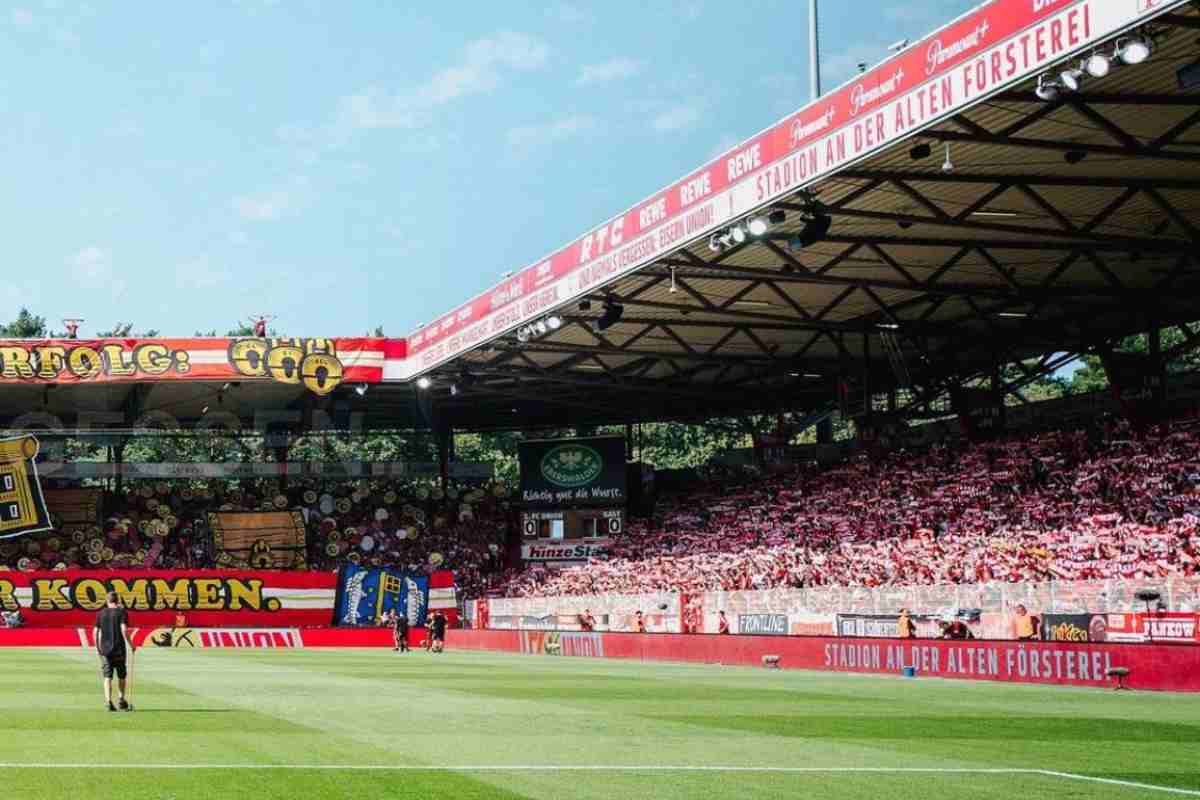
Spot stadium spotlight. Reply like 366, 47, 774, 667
1059, 66, 1085, 92
354, 383, 368, 397
1179, 60, 1200, 91
534, 319, 548, 336
730, 223, 748, 244
1115, 34, 1152, 66
788, 202, 832, 251
416, 376, 432, 390
1084, 51, 1112, 78
708, 233, 722, 252
1035, 74, 1061, 101
747, 216, 769, 236
451, 370, 477, 397
516, 326, 531, 343
909, 142, 932, 161
546, 314, 563, 330
593, 300, 624, 332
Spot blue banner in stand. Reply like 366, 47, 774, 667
334, 564, 428, 627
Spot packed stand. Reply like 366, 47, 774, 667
506, 416, 1200, 597
0, 480, 511, 599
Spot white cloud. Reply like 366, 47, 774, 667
546, 4, 593, 25
507, 115, 595, 150
338, 88, 429, 131
707, 134, 741, 160
69, 246, 126, 298
334, 31, 549, 135
822, 43, 886, 88
576, 57, 641, 86
884, 5, 926, 23
232, 190, 294, 221
11, 8, 33, 26
232, 176, 311, 221
176, 257, 233, 290
70, 246, 110, 280
652, 104, 702, 133
418, 31, 548, 104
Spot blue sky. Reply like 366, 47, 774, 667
2, 0, 978, 338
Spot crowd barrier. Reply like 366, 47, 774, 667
476, 576, 1200, 642
445, 629, 1200, 692
0, 626, 417, 649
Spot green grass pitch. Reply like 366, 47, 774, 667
1, 647, 1198, 799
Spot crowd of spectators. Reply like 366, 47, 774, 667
0, 480, 511, 599
505, 416, 1200, 597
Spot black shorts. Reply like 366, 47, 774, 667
100, 654, 126, 679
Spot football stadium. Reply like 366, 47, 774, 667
4, 0, 1200, 797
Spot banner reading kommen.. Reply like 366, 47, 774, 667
0, 569, 336, 627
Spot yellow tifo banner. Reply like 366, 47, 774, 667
209, 511, 307, 570
0, 436, 52, 539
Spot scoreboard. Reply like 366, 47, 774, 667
521, 508, 624, 540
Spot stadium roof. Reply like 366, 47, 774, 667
413, 0, 1200, 431
2, 0, 1199, 437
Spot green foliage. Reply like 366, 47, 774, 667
95, 324, 160, 337
0, 308, 48, 338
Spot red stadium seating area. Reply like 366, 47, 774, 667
503, 415, 1200, 598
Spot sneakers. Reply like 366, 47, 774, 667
106, 702, 116, 712
118, 699, 129, 711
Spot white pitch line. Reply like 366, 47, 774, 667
0, 765, 1033, 773
1036, 770, 1200, 797
0, 764, 1196, 794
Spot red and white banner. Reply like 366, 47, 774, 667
405, 0, 1186, 375
427, 569, 460, 627
0, 569, 336, 628
0, 625, 417, 648
78, 626, 306, 649
447, 630, 1200, 693
1105, 612, 1200, 643
0, 337, 404, 395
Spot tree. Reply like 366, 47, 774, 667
0, 308, 48, 338
95, 324, 160, 337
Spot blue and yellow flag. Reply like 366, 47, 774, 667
334, 564, 429, 627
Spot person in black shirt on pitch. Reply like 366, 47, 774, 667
430, 611, 447, 653
94, 592, 135, 712
392, 610, 409, 653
